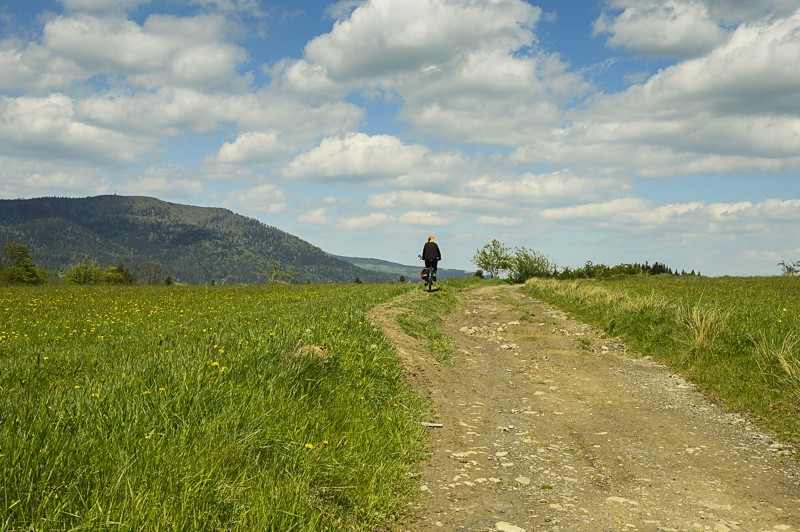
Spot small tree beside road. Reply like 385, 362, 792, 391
472, 239, 512, 278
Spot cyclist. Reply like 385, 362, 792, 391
421, 235, 441, 281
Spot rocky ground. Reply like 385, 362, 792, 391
374, 284, 800, 532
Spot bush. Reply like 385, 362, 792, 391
63, 257, 102, 285
508, 247, 554, 283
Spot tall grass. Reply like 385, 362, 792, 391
753, 331, 800, 398
0, 283, 429, 530
523, 276, 800, 441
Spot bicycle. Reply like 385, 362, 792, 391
419, 255, 437, 292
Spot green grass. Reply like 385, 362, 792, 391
523, 276, 800, 441
0, 282, 430, 530
394, 277, 487, 363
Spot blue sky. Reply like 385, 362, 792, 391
1, 0, 799, 276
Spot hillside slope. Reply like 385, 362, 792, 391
0, 195, 392, 284
336, 256, 471, 280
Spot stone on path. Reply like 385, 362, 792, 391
496, 522, 526, 532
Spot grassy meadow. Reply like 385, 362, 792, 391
4, 273, 798, 529
0, 281, 446, 530
524, 275, 800, 441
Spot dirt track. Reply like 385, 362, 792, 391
374, 284, 800, 531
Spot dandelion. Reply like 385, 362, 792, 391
74, 385, 81, 389
305, 443, 314, 449
322, 440, 329, 446
210, 361, 220, 367
158, 387, 166, 393
90, 392, 100, 398
143, 390, 151, 395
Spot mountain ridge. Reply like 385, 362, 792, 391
336, 255, 472, 280
0, 195, 395, 284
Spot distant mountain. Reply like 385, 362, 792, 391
0, 195, 394, 284
336, 256, 472, 280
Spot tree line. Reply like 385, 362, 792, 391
0, 241, 167, 286
471, 238, 706, 284
1, 241, 312, 286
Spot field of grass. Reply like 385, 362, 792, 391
1, 281, 446, 530
523, 275, 800, 441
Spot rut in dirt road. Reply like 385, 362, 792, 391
392, 284, 800, 532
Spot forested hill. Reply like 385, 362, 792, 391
0, 195, 393, 284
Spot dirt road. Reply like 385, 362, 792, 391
376, 284, 800, 531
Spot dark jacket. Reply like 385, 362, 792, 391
422, 241, 441, 261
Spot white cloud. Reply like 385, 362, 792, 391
594, 0, 728, 58
337, 212, 393, 230
540, 197, 652, 221
398, 211, 456, 226
1, 11, 245, 93
272, 58, 347, 99
223, 183, 286, 214
116, 165, 205, 198
515, 8, 800, 176
367, 190, 487, 210
325, 1, 366, 21
476, 215, 523, 226
707, 1, 800, 23
750, 198, 800, 220
463, 171, 630, 206
60, 0, 151, 15
299, 208, 329, 224
212, 131, 288, 164
283, 133, 430, 181
0, 157, 112, 197
0, 93, 148, 162
305, 0, 540, 82
292, 0, 588, 146
539, 198, 800, 238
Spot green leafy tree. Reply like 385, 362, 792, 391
472, 239, 512, 278
0, 242, 46, 284
266, 260, 294, 284
778, 260, 799, 276
63, 256, 102, 285
100, 264, 135, 285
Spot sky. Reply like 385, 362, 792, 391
1, 0, 799, 276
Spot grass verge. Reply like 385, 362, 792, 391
393, 277, 487, 364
